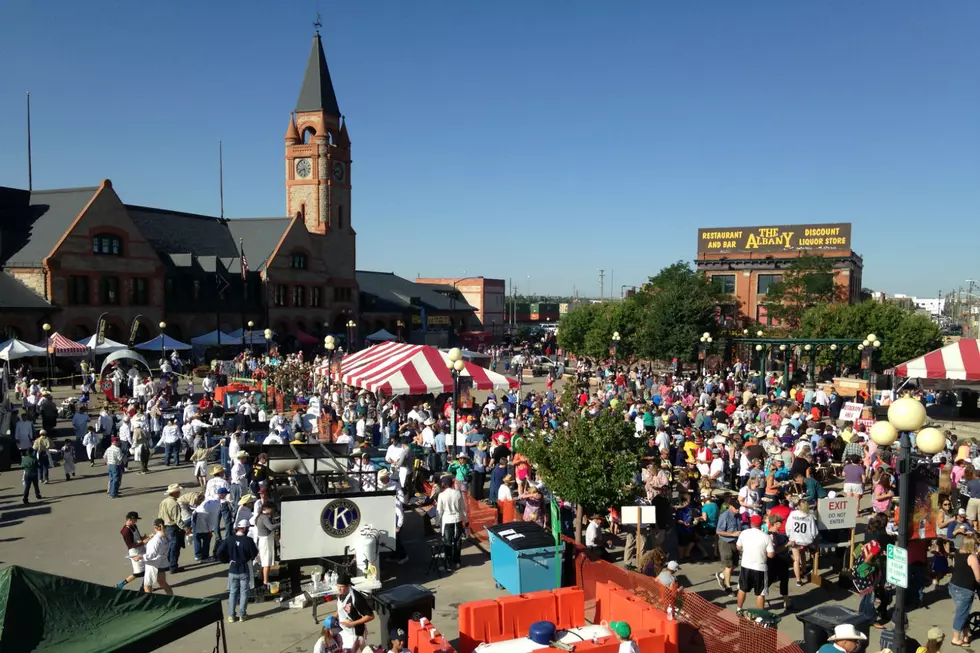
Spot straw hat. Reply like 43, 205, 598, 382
378, 469, 391, 481
238, 494, 256, 506
826, 625, 867, 643
166, 483, 182, 495
210, 465, 225, 476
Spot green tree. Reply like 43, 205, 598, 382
763, 255, 847, 331
557, 303, 604, 356
523, 386, 642, 542
797, 301, 943, 368
632, 262, 721, 362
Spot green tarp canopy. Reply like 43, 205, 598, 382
0, 565, 224, 652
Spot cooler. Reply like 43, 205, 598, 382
486, 522, 564, 595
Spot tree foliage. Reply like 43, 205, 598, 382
797, 300, 943, 368
763, 255, 847, 331
556, 261, 721, 362
523, 386, 642, 540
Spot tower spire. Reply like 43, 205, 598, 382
295, 33, 341, 116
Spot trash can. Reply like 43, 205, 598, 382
370, 584, 435, 646
486, 521, 564, 595
795, 605, 875, 653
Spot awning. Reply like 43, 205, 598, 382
888, 338, 980, 380
133, 334, 193, 351
366, 329, 398, 342
294, 330, 320, 345
76, 334, 129, 354
340, 342, 518, 395
100, 349, 153, 375
41, 333, 88, 356
0, 338, 46, 361
190, 330, 242, 346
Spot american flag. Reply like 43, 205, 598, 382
240, 240, 248, 281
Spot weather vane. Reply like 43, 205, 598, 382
313, 12, 322, 34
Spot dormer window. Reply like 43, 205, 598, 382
290, 253, 307, 269
93, 234, 122, 256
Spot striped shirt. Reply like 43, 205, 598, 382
104, 445, 124, 466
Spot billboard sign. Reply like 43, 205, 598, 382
698, 223, 851, 254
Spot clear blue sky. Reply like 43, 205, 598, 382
1, 2, 978, 299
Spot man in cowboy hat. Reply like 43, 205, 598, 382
158, 483, 185, 573
817, 624, 867, 653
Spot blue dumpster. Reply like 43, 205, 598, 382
487, 521, 564, 594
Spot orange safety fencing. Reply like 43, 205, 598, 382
464, 494, 497, 542
571, 552, 804, 653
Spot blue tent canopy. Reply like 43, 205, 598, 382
133, 334, 192, 351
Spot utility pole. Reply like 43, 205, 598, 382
598, 269, 605, 301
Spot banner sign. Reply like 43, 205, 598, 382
697, 223, 851, 254
96, 312, 108, 345
839, 402, 864, 422
128, 314, 143, 347
817, 497, 858, 531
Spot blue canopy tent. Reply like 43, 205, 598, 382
190, 330, 242, 346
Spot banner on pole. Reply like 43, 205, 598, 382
95, 312, 108, 345
128, 315, 143, 347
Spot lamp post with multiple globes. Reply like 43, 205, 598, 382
611, 331, 621, 364
346, 320, 357, 351
263, 328, 273, 356
447, 347, 465, 454
42, 322, 52, 383
868, 397, 945, 653
699, 332, 712, 376
324, 335, 336, 384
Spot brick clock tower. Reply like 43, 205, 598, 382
285, 33, 356, 279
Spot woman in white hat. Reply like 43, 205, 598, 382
816, 624, 866, 653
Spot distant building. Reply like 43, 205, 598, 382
892, 294, 945, 316
414, 277, 505, 334
695, 223, 862, 326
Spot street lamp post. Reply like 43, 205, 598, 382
263, 328, 273, 357
41, 323, 51, 384
830, 343, 840, 377
324, 335, 336, 384
246, 320, 254, 353
346, 320, 357, 351
869, 397, 944, 653
699, 332, 712, 377
755, 343, 766, 392
447, 347, 465, 455
611, 331, 621, 365
158, 321, 167, 362
396, 320, 405, 342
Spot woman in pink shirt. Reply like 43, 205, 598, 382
872, 472, 894, 514
952, 459, 968, 487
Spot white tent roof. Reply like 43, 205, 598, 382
366, 329, 398, 342
75, 334, 129, 354
190, 330, 242, 346
100, 349, 153, 374
133, 334, 193, 351
0, 338, 46, 361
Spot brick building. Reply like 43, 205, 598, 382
694, 223, 863, 327
0, 34, 359, 346
413, 277, 506, 333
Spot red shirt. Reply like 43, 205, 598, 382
769, 505, 791, 534
493, 431, 512, 447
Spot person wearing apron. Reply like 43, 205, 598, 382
334, 573, 375, 653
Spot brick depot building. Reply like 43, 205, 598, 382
0, 35, 359, 345
695, 223, 863, 327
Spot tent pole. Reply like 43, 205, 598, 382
220, 619, 229, 653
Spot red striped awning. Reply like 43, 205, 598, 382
43, 332, 89, 356
889, 339, 980, 381
338, 342, 518, 395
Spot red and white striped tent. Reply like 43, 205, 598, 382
41, 332, 89, 356
889, 338, 980, 380
327, 341, 519, 395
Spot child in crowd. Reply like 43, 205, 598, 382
61, 440, 76, 480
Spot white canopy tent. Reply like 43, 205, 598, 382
366, 329, 398, 342
133, 334, 193, 351
75, 334, 128, 354
0, 338, 46, 361
190, 330, 242, 346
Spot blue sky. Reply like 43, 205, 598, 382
1, 2, 978, 298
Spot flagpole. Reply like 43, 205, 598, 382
26, 91, 33, 191
219, 140, 224, 220
239, 238, 246, 345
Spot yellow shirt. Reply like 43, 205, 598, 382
683, 441, 698, 463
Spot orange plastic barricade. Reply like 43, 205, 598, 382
607, 588, 650, 635
593, 580, 619, 624
570, 637, 619, 653
633, 632, 668, 653
551, 587, 586, 630
408, 619, 425, 653
458, 599, 505, 653
499, 500, 517, 523
496, 593, 558, 640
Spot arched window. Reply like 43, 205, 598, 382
92, 234, 122, 255
290, 253, 307, 269
72, 325, 89, 340
302, 127, 316, 144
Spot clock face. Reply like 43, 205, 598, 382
295, 158, 312, 179
333, 162, 345, 182
320, 498, 360, 538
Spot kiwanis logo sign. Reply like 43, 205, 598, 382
697, 223, 851, 254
